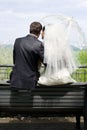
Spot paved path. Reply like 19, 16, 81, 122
0, 117, 84, 130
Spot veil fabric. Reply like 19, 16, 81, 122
38, 15, 86, 86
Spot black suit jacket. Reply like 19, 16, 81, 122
10, 34, 44, 90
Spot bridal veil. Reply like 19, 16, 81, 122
38, 15, 86, 85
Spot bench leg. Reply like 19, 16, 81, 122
84, 115, 87, 130
84, 89, 87, 130
76, 115, 80, 129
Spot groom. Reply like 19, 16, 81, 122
10, 21, 44, 90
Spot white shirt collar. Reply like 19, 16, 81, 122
30, 33, 37, 38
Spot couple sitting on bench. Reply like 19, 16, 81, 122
10, 15, 85, 89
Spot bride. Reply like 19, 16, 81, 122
38, 15, 86, 86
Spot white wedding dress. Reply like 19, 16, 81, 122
38, 15, 86, 86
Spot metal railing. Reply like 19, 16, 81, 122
0, 65, 13, 81
72, 66, 87, 82
0, 65, 87, 82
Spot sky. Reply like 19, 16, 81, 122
0, 0, 87, 45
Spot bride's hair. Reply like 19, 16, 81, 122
42, 26, 45, 32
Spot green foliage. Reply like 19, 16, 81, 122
0, 44, 87, 82
71, 50, 87, 82
78, 50, 87, 65
0, 44, 13, 65
0, 67, 12, 80
72, 68, 87, 82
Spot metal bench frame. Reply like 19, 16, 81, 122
0, 82, 87, 130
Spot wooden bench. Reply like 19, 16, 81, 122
0, 82, 87, 129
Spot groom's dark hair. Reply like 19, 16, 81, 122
30, 22, 42, 35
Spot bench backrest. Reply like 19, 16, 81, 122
0, 82, 86, 116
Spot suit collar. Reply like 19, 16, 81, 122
29, 33, 38, 38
